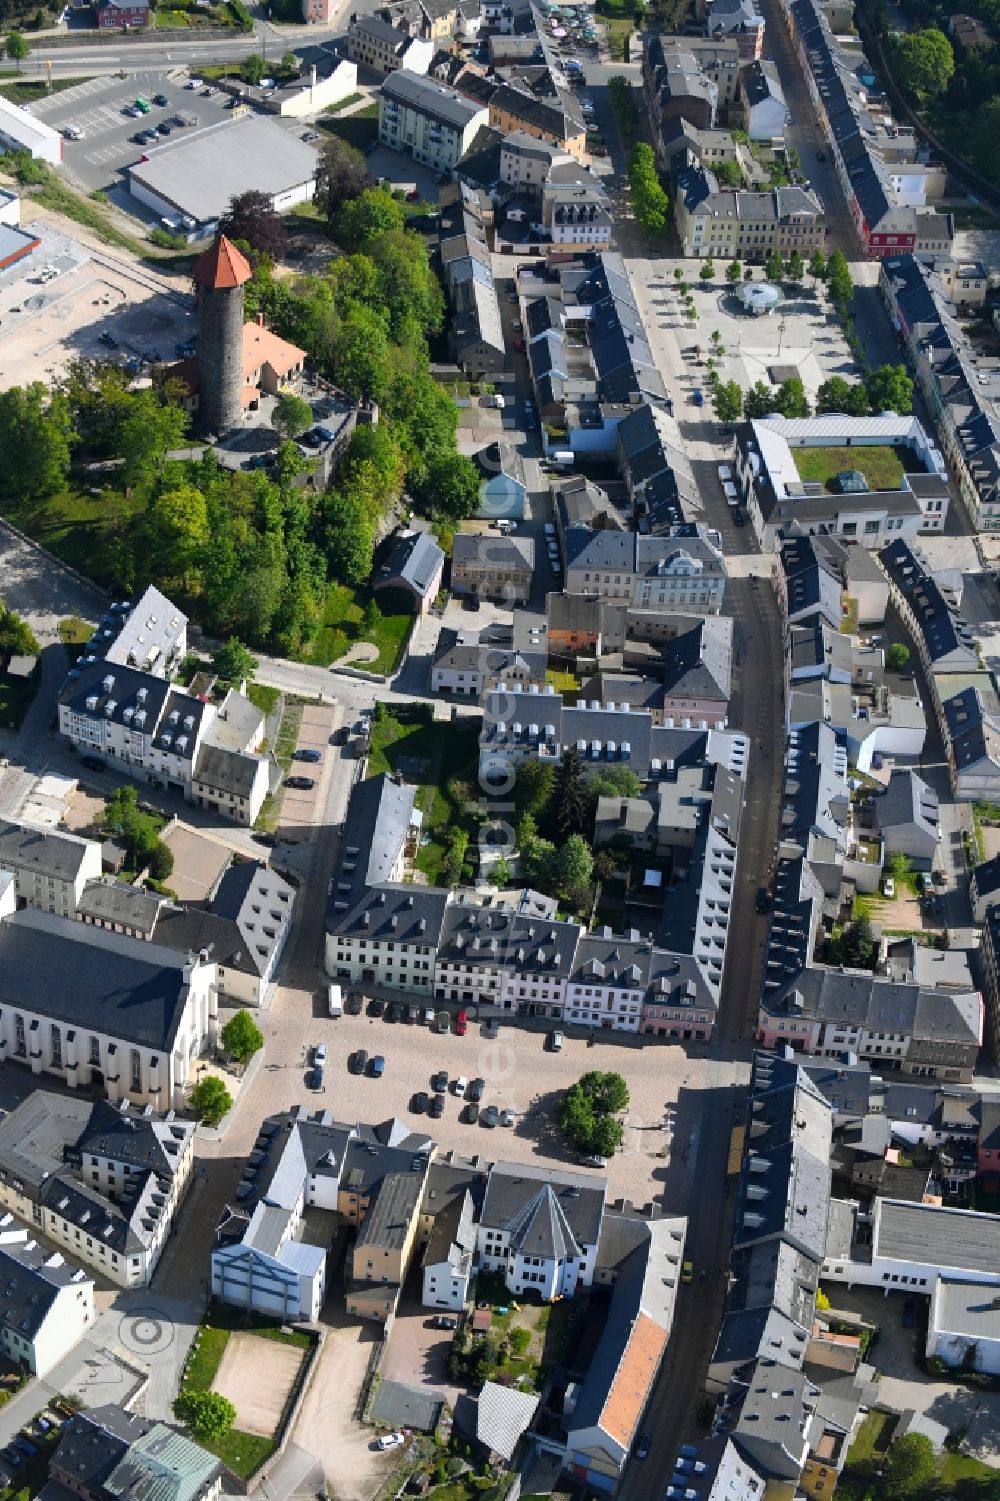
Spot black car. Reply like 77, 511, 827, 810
152, 93, 169, 106
157, 121, 173, 134
99, 331, 118, 346
464, 1102, 480, 1125
412, 1091, 429, 1113
733, 509, 745, 527
350, 1049, 368, 1075
429, 1094, 445, 1119
285, 775, 316, 789
755, 887, 771, 914
468, 1077, 485, 1102
369, 998, 385, 1018
481, 1105, 500, 1128
386, 1000, 402, 1023
345, 992, 364, 1015
433, 1070, 448, 1093
292, 748, 322, 763
80, 755, 106, 772
306, 1064, 324, 1091
432, 1315, 457, 1330
251, 831, 277, 847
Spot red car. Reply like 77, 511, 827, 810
456, 1010, 468, 1036
512, 335, 525, 352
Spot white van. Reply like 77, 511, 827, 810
548, 1029, 565, 1051
723, 481, 739, 506
327, 983, 343, 1018
549, 450, 575, 469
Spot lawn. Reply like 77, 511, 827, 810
790, 445, 907, 493
303, 583, 411, 675
0, 76, 93, 105
836, 1409, 1000, 1499
317, 110, 378, 152
323, 90, 364, 114
246, 681, 280, 717
1, 485, 139, 582
366, 707, 481, 885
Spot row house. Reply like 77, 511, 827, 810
378, 69, 488, 176
0, 820, 101, 919
674, 166, 825, 260
880, 254, 1000, 533
565, 525, 727, 614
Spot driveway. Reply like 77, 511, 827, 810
380, 1288, 465, 1410
162, 823, 231, 902
292, 1311, 396, 1501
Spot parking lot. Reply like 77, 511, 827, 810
280, 703, 336, 831
29, 71, 243, 196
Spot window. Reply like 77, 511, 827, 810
51, 1025, 62, 1068
14, 1015, 25, 1059
90, 1036, 101, 1065
130, 1048, 142, 1092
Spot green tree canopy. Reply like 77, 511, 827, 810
744, 380, 780, 418
331, 305, 391, 400
142, 484, 209, 590
188, 1075, 233, 1126
212, 638, 259, 684
557, 1071, 630, 1157
240, 52, 266, 85
117, 389, 188, 492
0, 605, 39, 657
895, 27, 955, 96
5, 31, 29, 64
765, 249, 785, 283
699, 257, 715, 282
826, 249, 853, 306
174, 1390, 237, 1441
552, 748, 588, 837
816, 376, 856, 414
273, 392, 313, 441
550, 833, 593, 900
514, 759, 555, 821
882, 1433, 936, 1500
0, 383, 73, 502
713, 379, 744, 423
716, 160, 742, 188
414, 448, 480, 521
726, 258, 743, 283
590, 766, 642, 800
865, 363, 913, 415
323, 489, 376, 584
840, 914, 875, 969
808, 249, 827, 283
627, 142, 669, 235
786, 249, 805, 283
335, 187, 408, 252
772, 377, 810, 418
887, 642, 911, 670
315, 136, 367, 220
220, 1009, 265, 1066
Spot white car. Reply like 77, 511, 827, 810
376, 1433, 405, 1451
313, 1043, 327, 1064
544, 523, 556, 537
453, 1075, 468, 1097
717, 463, 733, 483
882, 876, 895, 899
500, 1108, 516, 1127
187, 78, 203, 89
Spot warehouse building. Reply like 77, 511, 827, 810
127, 116, 317, 231
0, 94, 62, 166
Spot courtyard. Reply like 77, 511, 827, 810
791, 444, 908, 492
212, 1330, 307, 1439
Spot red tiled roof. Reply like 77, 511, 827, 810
192, 234, 252, 290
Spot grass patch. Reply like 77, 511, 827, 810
28, 177, 147, 256
0, 76, 94, 105
274, 701, 304, 769
59, 615, 94, 647
0, 484, 139, 583
938, 1450, 1000, 1486
841, 596, 859, 635
317, 111, 378, 152
246, 681, 280, 717
303, 583, 411, 675
790, 445, 907, 493
846, 1409, 896, 1466
155, 8, 196, 23
323, 90, 364, 114
546, 668, 579, 694
366, 707, 481, 885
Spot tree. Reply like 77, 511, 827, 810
240, 52, 266, 85
323, 489, 375, 584
826, 249, 853, 307
765, 248, 785, 284
726, 259, 743, 284
489, 857, 512, 887
552, 748, 587, 837
335, 187, 407, 251
744, 380, 779, 418
142, 484, 209, 589
773, 377, 810, 418
882, 1433, 936, 1500
315, 136, 367, 219
786, 249, 805, 284
557, 1071, 629, 1157
627, 142, 668, 235
579, 1070, 629, 1113
331, 305, 390, 400
895, 27, 954, 97
0, 383, 73, 502
219, 190, 286, 262
816, 375, 856, 414
0, 605, 39, 657
808, 249, 828, 284
280, 49, 299, 75
887, 642, 911, 671
589, 1116, 625, 1157
699, 256, 715, 283
415, 449, 480, 521
273, 392, 313, 441
174, 1390, 237, 1442
715, 159, 742, 188
550, 834, 593, 900
5, 30, 28, 69
865, 363, 913, 415
220, 1009, 265, 1067
147, 841, 174, 881
212, 638, 258, 684
713, 379, 744, 424
188, 1075, 233, 1127
514, 759, 555, 821
116, 389, 188, 492
590, 767, 642, 799
840, 915, 874, 969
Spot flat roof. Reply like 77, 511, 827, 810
128, 116, 317, 224
0, 93, 62, 151
876, 1199, 1000, 1278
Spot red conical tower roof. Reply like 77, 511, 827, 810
192, 234, 253, 291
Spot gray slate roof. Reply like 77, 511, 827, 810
480, 1160, 605, 1249
0, 821, 95, 883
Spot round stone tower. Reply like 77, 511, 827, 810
191, 233, 253, 438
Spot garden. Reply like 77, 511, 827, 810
302, 585, 412, 674
790, 445, 908, 493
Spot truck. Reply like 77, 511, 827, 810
328, 982, 343, 1018
549, 450, 575, 469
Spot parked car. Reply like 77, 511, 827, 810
882, 876, 895, 899
635, 1435, 651, 1460
681, 1261, 694, 1283
157, 121, 173, 135
350, 1049, 368, 1074
99, 331, 118, 346
292, 748, 322, 762
306, 1064, 323, 1091
302, 130, 320, 142
465, 1102, 480, 1124
429, 1094, 445, 1119
468, 1077, 485, 1102
453, 1075, 468, 1097
345, 992, 364, 1015
432, 1315, 457, 1330
312, 1043, 327, 1064
579, 1153, 607, 1168
500, 1108, 516, 1128
456, 1010, 468, 1036
369, 998, 385, 1018
482, 1105, 500, 1128
285, 775, 315, 789
375, 1433, 404, 1451
433, 1070, 448, 1093
755, 887, 771, 914
80, 755, 106, 772
370, 1055, 385, 1078
412, 1091, 429, 1113
386, 1000, 402, 1023
152, 93, 169, 106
